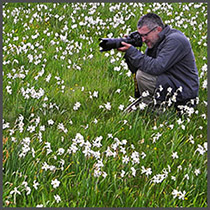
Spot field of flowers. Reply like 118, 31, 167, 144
2, 2, 208, 207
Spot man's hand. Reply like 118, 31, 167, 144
117, 42, 132, 52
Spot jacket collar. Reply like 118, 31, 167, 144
158, 24, 170, 40
146, 25, 170, 58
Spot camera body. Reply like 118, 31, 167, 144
99, 31, 142, 52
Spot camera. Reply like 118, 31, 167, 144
99, 31, 142, 52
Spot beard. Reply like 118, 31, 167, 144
145, 36, 160, 49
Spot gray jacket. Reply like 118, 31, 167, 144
124, 25, 199, 102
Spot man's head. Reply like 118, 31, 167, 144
137, 13, 164, 49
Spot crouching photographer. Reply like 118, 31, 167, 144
101, 13, 199, 113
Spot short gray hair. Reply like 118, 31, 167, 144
137, 13, 164, 30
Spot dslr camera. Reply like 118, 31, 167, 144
99, 31, 142, 52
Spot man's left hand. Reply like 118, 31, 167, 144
117, 42, 132, 52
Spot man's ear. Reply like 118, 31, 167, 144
157, 26, 163, 32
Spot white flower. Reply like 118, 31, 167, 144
129, 96, 136, 103
68, 143, 78, 154
121, 139, 127, 145
73, 102, 81, 110
141, 152, 146, 159
172, 189, 179, 198
159, 85, 163, 91
131, 167, 136, 177
177, 86, 183, 92
93, 136, 103, 148
189, 135, 194, 144
54, 194, 61, 203
120, 146, 126, 154
171, 93, 177, 102
104, 102, 111, 110
105, 146, 115, 157
71, 24, 77, 29
42, 162, 50, 171
201, 63, 207, 72
167, 87, 172, 93
184, 174, 189, 180
118, 104, 124, 110
201, 114, 206, 119
114, 66, 121, 71
58, 123, 68, 133
107, 133, 113, 139
45, 74, 51, 82
3, 122, 10, 129
40, 125, 45, 131
171, 189, 186, 200
152, 132, 162, 143
94, 168, 102, 177
115, 89, 121, 93
47, 119, 54, 126
36, 204, 44, 207
60, 33, 67, 42
74, 133, 85, 144
6, 85, 12, 94
51, 179, 60, 188
26, 186, 31, 195
202, 79, 207, 89
168, 124, 174, 129
153, 125, 157, 130
171, 152, 179, 159
178, 190, 186, 200
102, 171, 107, 178
10, 187, 21, 195
177, 165, 182, 171
177, 118, 183, 125
194, 168, 201, 176
83, 146, 91, 157
131, 151, 140, 164
141, 166, 152, 177
126, 71, 132, 77
151, 174, 167, 184
139, 102, 147, 110
93, 118, 98, 124
195, 144, 207, 155
142, 90, 149, 97
131, 105, 137, 111
57, 148, 65, 155
22, 181, 28, 187
121, 170, 125, 177
204, 142, 207, 151
93, 91, 98, 98
27, 125, 36, 133
33, 180, 39, 190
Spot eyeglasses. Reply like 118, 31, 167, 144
139, 26, 158, 38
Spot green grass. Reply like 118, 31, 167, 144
2, 2, 207, 207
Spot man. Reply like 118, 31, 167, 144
118, 13, 199, 111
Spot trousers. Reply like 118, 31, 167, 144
136, 70, 157, 104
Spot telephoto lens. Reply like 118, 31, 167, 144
99, 31, 142, 52
99, 38, 125, 51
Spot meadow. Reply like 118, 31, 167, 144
2, 2, 208, 207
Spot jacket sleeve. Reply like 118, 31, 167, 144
124, 35, 190, 76
123, 55, 138, 74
